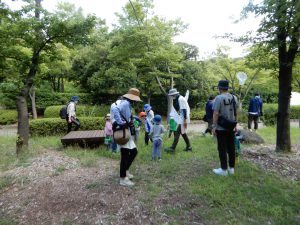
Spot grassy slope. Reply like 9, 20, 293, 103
0, 128, 299, 225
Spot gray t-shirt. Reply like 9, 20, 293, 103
150, 124, 166, 141
213, 92, 238, 130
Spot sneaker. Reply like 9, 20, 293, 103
183, 146, 192, 151
213, 168, 228, 176
158, 158, 162, 161
228, 167, 235, 175
120, 177, 134, 187
126, 171, 134, 179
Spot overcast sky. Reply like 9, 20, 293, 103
4, 0, 260, 58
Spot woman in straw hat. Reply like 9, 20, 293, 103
111, 88, 142, 187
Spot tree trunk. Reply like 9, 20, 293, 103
29, 87, 37, 119
16, 96, 29, 155
276, 58, 292, 152
16, 0, 42, 152
60, 77, 64, 92
147, 92, 151, 104
155, 75, 174, 122
57, 77, 60, 92
276, 66, 292, 152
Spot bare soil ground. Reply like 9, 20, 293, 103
0, 150, 152, 225
242, 144, 300, 181
0, 123, 299, 224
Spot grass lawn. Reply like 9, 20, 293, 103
0, 127, 299, 224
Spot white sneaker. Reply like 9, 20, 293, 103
126, 171, 134, 179
213, 168, 228, 176
228, 167, 235, 175
119, 177, 134, 187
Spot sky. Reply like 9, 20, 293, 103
3, 0, 260, 58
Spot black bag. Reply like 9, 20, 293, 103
202, 114, 208, 122
217, 95, 237, 130
59, 107, 67, 119
218, 115, 237, 130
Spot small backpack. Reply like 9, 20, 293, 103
59, 106, 67, 119
59, 103, 70, 119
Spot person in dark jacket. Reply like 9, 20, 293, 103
248, 93, 262, 131
203, 95, 215, 135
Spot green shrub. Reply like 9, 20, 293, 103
0, 82, 20, 109
262, 104, 278, 126
262, 104, 300, 126
0, 110, 17, 125
35, 90, 93, 111
29, 117, 105, 136
190, 110, 205, 120
44, 105, 110, 118
290, 105, 300, 119
237, 110, 248, 124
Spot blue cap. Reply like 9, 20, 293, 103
71, 96, 79, 102
153, 114, 162, 123
144, 104, 152, 111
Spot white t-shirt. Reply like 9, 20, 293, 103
178, 95, 190, 124
67, 102, 76, 118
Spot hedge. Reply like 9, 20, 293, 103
34, 91, 93, 112
0, 110, 17, 125
190, 110, 205, 120
260, 104, 300, 126
30, 117, 105, 136
44, 105, 111, 118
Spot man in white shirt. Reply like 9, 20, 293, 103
165, 88, 192, 153
66, 96, 80, 133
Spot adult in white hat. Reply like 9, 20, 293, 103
111, 88, 142, 187
165, 88, 192, 153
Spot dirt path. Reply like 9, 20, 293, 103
0, 150, 154, 225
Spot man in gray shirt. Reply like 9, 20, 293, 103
212, 80, 238, 176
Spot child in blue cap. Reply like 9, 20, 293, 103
149, 114, 166, 161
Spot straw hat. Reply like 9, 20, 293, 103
123, 88, 142, 102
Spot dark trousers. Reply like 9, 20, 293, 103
216, 130, 235, 170
205, 118, 213, 134
120, 148, 138, 178
145, 132, 151, 145
248, 114, 259, 130
171, 125, 191, 149
168, 130, 176, 138
66, 117, 80, 133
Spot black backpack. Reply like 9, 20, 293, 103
59, 103, 70, 119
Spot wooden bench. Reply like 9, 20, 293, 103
61, 130, 105, 148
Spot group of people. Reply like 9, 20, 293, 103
64, 79, 263, 187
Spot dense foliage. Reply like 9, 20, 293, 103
0, 110, 17, 125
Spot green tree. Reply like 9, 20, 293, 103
111, 0, 186, 117
2, 1, 97, 152
243, 0, 300, 152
